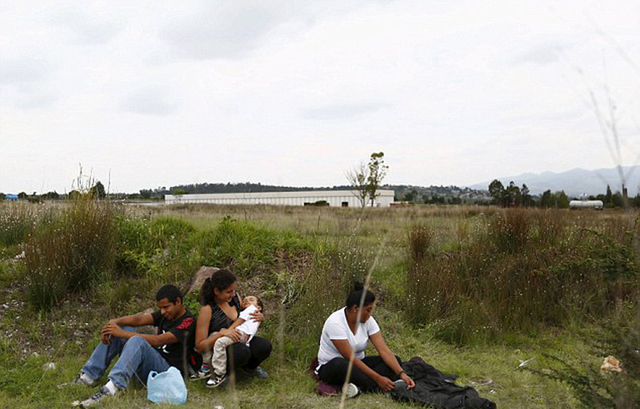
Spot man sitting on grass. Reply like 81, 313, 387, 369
70, 284, 200, 407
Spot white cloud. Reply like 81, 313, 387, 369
119, 88, 178, 116
1, 0, 639, 193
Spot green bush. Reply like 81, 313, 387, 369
25, 196, 117, 311
195, 216, 309, 277
115, 215, 196, 277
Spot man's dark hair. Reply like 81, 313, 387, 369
156, 284, 183, 304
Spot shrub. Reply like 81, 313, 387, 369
25, 196, 117, 311
406, 225, 440, 322
115, 215, 197, 278
405, 209, 640, 344
283, 239, 372, 362
487, 208, 531, 253
194, 216, 309, 278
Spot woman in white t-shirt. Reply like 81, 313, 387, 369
316, 283, 415, 395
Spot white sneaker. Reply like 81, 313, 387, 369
73, 381, 118, 407
343, 382, 359, 398
206, 373, 227, 388
60, 373, 98, 388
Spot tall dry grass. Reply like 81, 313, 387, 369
0, 203, 39, 248
406, 208, 640, 344
25, 194, 118, 310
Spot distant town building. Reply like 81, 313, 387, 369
164, 190, 395, 207
4, 194, 18, 201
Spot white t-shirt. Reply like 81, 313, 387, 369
236, 304, 260, 344
317, 307, 381, 368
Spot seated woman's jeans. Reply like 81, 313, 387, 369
317, 355, 402, 392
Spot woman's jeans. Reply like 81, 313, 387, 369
318, 355, 402, 392
80, 326, 170, 390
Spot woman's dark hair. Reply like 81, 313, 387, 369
200, 269, 237, 305
156, 284, 183, 304
345, 282, 375, 309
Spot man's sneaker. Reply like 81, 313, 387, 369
343, 382, 359, 399
206, 373, 227, 388
242, 366, 268, 379
72, 384, 117, 407
190, 367, 211, 381
60, 373, 98, 388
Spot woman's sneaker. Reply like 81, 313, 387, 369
343, 382, 359, 399
242, 365, 268, 379
206, 373, 227, 388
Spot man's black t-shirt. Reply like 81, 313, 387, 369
151, 309, 199, 371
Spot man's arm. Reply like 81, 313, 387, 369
102, 323, 178, 348
112, 313, 154, 327
100, 313, 155, 344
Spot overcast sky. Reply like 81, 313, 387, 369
1, 0, 639, 194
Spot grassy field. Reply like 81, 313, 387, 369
0, 202, 638, 408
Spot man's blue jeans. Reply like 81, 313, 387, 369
81, 326, 170, 390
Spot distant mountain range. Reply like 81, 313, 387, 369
470, 166, 640, 197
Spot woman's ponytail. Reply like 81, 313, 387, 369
200, 277, 214, 305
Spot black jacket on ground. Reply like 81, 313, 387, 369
390, 357, 496, 409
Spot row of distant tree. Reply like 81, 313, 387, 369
138, 182, 355, 200
487, 179, 640, 208
0, 182, 107, 202
4, 178, 640, 209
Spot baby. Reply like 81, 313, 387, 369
206, 295, 264, 388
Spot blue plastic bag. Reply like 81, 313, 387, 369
147, 366, 188, 404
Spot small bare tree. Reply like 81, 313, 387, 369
367, 152, 389, 206
346, 152, 389, 208
346, 163, 369, 208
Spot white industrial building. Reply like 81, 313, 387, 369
164, 190, 395, 207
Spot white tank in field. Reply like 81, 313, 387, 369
569, 200, 604, 210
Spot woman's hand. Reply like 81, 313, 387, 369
400, 372, 415, 389
249, 309, 263, 323
218, 328, 242, 342
375, 375, 396, 392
